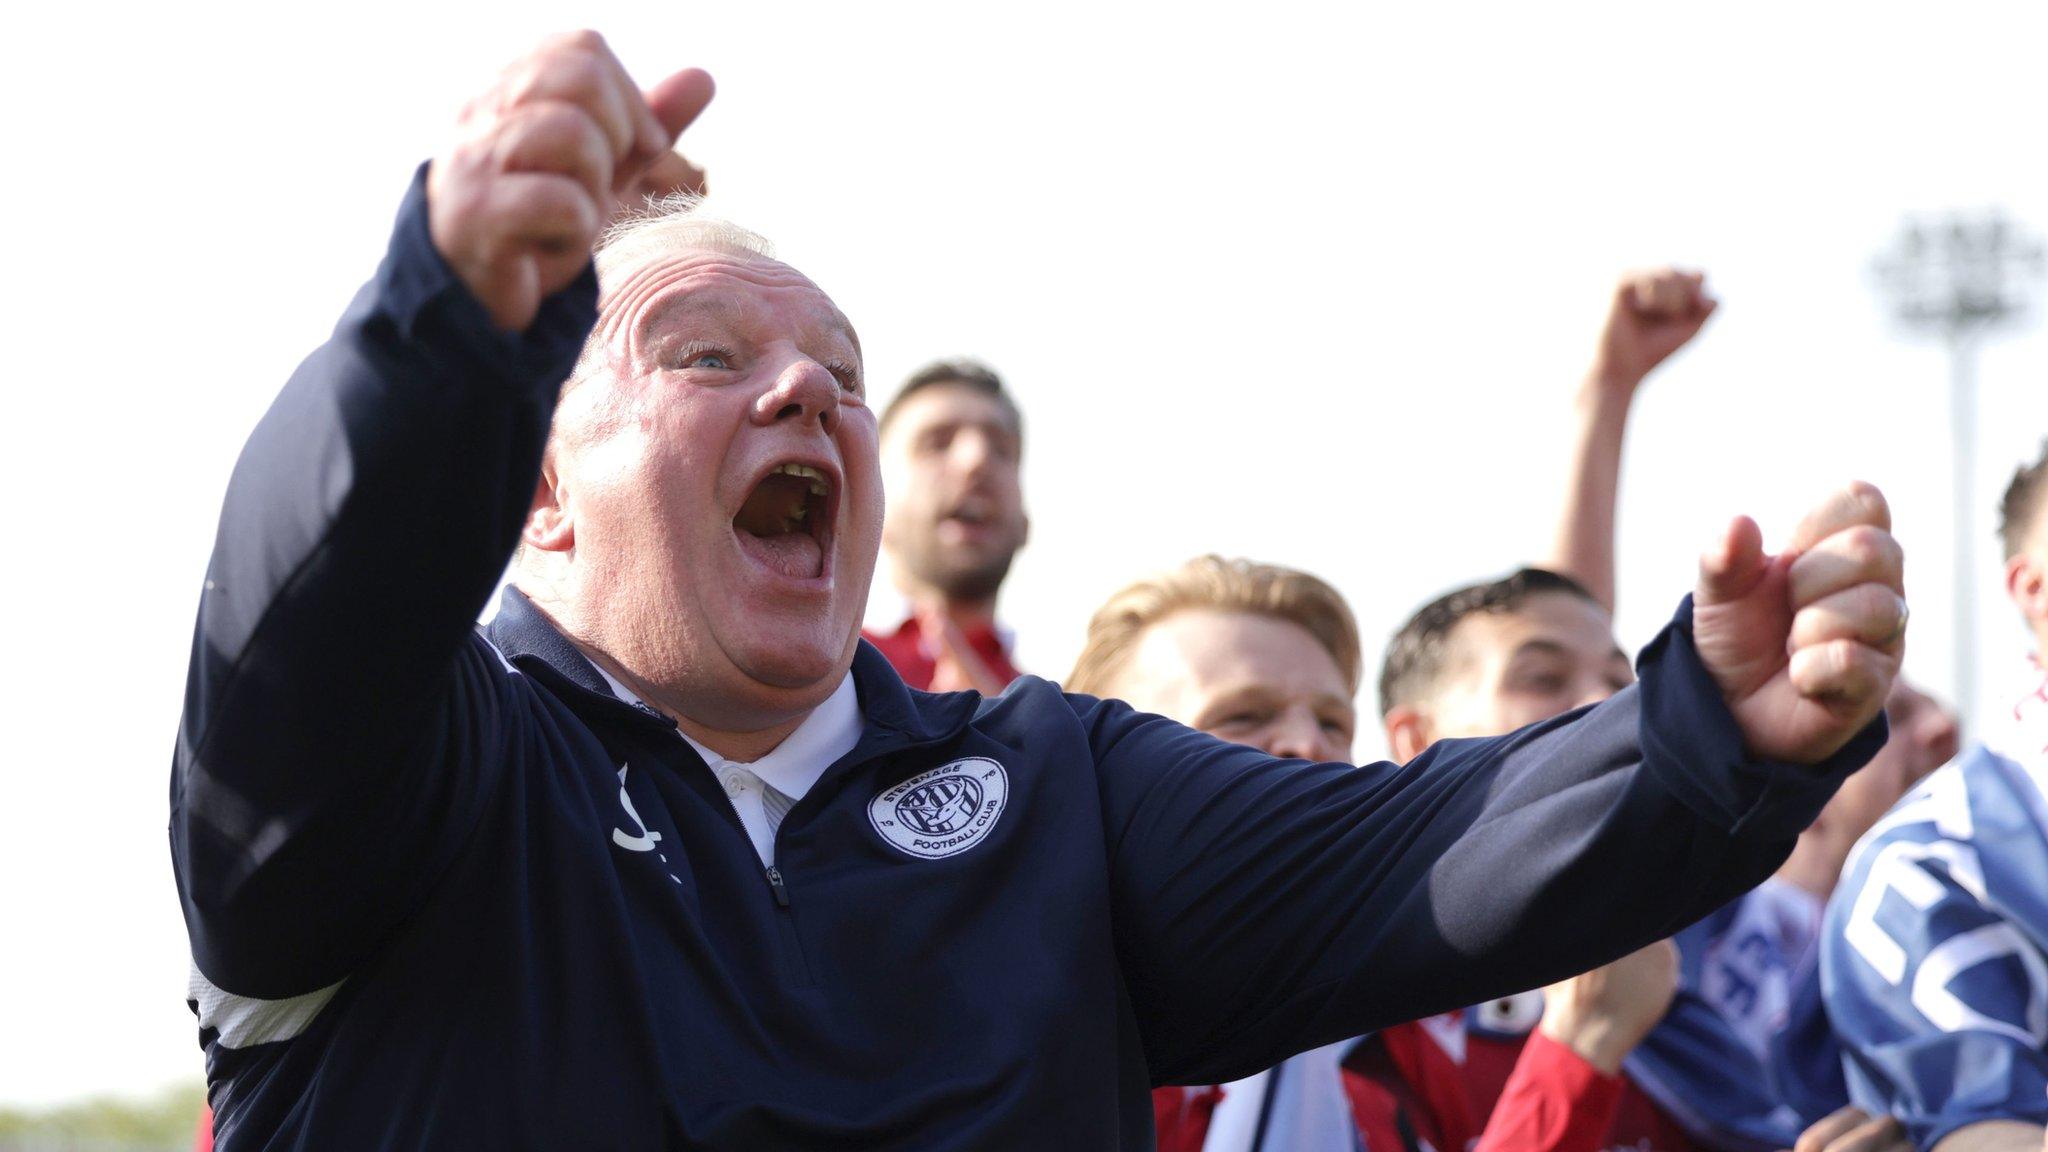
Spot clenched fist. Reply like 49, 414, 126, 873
1695, 482, 1907, 765
426, 31, 715, 331
1590, 267, 1716, 393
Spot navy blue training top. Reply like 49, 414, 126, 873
170, 169, 1884, 1151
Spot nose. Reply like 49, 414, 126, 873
949, 427, 996, 476
1263, 708, 1342, 764
751, 356, 841, 435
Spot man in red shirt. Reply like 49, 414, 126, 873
863, 361, 1029, 692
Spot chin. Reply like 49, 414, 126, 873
729, 620, 861, 694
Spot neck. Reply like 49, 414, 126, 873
676, 711, 807, 764
518, 581, 818, 763
893, 578, 997, 629
584, 640, 812, 762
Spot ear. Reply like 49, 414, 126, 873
2007, 553, 2048, 627
523, 454, 575, 554
1383, 706, 1434, 764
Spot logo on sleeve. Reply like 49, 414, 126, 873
869, 758, 1009, 860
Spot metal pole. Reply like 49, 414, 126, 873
1871, 210, 2042, 727
1949, 328, 1979, 736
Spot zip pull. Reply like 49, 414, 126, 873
764, 865, 791, 908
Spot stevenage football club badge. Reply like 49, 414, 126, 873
869, 758, 1010, 860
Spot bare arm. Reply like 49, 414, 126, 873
1547, 269, 1716, 613
1931, 1121, 2046, 1152
1789, 1107, 1912, 1152
1536, 938, 1677, 1076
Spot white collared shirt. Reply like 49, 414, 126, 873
589, 663, 862, 866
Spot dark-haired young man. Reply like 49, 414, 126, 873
1823, 443, 2048, 1152
864, 360, 1029, 693
1377, 569, 1952, 1152
1377, 567, 1695, 1152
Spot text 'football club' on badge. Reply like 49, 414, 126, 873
869, 757, 1010, 860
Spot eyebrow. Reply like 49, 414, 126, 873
1506, 639, 1574, 662
912, 414, 1021, 441
1197, 686, 1356, 717
634, 290, 859, 360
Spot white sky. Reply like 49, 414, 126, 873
3, 0, 2043, 1108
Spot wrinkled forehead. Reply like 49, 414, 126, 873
592, 244, 861, 366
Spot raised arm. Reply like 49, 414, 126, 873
171, 33, 713, 998
1547, 269, 1715, 612
1102, 483, 1906, 1084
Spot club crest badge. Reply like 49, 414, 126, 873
869, 757, 1009, 860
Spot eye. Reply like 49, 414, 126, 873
825, 360, 864, 397
675, 344, 735, 371
1512, 669, 1570, 696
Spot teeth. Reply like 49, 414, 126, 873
771, 463, 830, 498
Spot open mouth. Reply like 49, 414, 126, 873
939, 494, 998, 540
733, 462, 836, 580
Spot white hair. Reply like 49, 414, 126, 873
594, 191, 776, 280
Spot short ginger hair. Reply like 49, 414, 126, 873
1067, 556, 1361, 699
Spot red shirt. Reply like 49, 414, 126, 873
1465, 1024, 1699, 1152
863, 617, 1022, 691
1152, 1016, 1700, 1152
1154, 1085, 1226, 1152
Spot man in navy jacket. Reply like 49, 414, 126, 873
171, 32, 1912, 1151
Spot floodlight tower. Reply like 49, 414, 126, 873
1873, 211, 2045, 732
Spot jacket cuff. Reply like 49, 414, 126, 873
1635, 595, 1889, 840
371, 161, 600, 397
